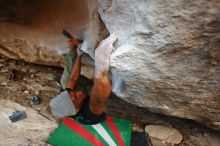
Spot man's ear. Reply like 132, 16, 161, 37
68, 91, 76, 101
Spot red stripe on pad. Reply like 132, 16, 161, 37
63, 118, 105, 146
106, 116, 125, 146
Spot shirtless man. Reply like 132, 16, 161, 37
50, 34, 117, 124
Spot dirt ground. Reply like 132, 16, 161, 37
0, 56, 220, 146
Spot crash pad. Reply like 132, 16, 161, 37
48, 116, 131, 146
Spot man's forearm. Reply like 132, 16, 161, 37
66, 56, 81, 90
90, 75, 111, 114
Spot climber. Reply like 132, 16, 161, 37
50, 31, 117, 124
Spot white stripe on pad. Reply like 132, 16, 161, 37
92, 123, 117, 146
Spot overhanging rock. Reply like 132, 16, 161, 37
98, 0, 220, 130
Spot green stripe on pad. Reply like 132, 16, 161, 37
47, 123, 92, 146
47, 116, 132, 146
112, 117, 132, 146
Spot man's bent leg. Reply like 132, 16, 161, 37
60, 51, 77, 89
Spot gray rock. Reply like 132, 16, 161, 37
98, 0, 220, 130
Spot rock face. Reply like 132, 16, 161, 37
0, 0, 89, 67
0, 0, 106, 79
98, 0, 220, 130
0, 99, 57, 145
0, 0, 220, 130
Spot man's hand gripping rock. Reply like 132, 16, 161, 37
95, 34, 117, 78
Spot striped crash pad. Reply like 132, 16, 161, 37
48, 116, 131, 146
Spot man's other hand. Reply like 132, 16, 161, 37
68, 39, 81, 51
77, 46, 84, 57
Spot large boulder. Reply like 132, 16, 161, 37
98, 0, 220, 130
0, 0, 219, 130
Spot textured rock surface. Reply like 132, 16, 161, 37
98, 0, 220, 130
0, 99, 57, 146
0, 0, 89, 66
0, 0, 220, 130
0, 0, 108, 79
1, 56, 220, 146
145, 125, 182, 145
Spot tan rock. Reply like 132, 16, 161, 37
23, 90, 29, 94
1, 81, 7, 86
34, 90, 40, 95
0, 0, 90, 67
145, 125, 182, 145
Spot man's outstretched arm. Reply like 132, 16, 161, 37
89, 34, 117, 115
66, 55, 81, 90
65, 39, 83, 90
90, 75, 112, 114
